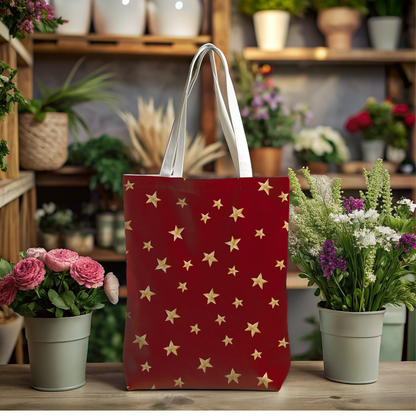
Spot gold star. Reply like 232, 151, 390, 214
139, 285, 155, 302
177, 282, 188, 292
257, 372, 273, 389
198, 357, 213, 373
143, 241, 153, 251
279, 191, 289, 202
190, 323, 201, 334
255, 229, 265, 239
228, 266, 239, 276
133, 334, 148, 349
146, 191, 161, 207
204, 288, 220, 305
124, 180, 134, 191
169, 225, 185, 241
202, 251, 218, 267
155, 258, 171, 273
222, 335, 233, 346
245, 322, 261, 337
174, 377, 184, 388
269, 298, 280, 308
230, 207, 245, 222
251, 349, 262, 360
225, 236, 241, 252
258, 179, 273, 195
200, 213, 211, 224
278, 337, 290, 348
165, 308, 180, 324
225, 368, 241, 384
126, 312, 131, 319
213, 199, 223, 209
151, 385, 156, 390
252, 273, 268, 289
176, 198, 187, 208
125, 220, 133, 231
232, 298, 243, 308
164, 340, 180, 356
183, 260, 193, 271
283, 221, 289, 231
275, 260, 285, 270
215, 315, 226, 325
141, 361, 151, 372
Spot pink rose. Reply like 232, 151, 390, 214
70, 257, 105, 289
104, 272, 119, 305
26, 247, 47, 262
13, 258, 46, 291
0, 274, 18, 306
44, 249, 79, 272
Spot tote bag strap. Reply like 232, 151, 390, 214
160, 43, 252, 178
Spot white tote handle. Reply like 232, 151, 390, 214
160, 43, 252, 178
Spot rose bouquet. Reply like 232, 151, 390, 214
0, 248, 120, 318
288, 159, 416, 312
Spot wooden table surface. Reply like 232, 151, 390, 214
0, 362, 415, 410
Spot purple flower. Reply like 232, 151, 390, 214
305, 110, 313, 124
251, 94, 263, 108
395, 233, 416, 253
255, 82, 266, 91
320, 239, 347, 279
342, 197, 364, 214
255, 107, 269, 120
263, 93, 283, 110
240, 107, 250, 118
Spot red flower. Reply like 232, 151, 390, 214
258, 64, 273, 75
13, 258, 45, 291
403, 114, 415, 128
0, 274, 18, 306
344, 111, 372, 133
392, 104, 409, 115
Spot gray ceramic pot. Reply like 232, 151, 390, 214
25, 312, 92, 391
318, 306, 386, 384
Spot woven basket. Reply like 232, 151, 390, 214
19, 113, 69, 171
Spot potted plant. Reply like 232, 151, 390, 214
51, 0, 91, 35
238, 0, 308, 50
288, 159, 416, 383
0, 248, 120, 391
294, 125, 349, 173
312, 0, 368, 49
35, 202, 61, 251
233, 56, 312, 176
18, 59, 119, 171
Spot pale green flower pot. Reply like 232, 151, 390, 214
318, 306, 386, 384
25, 312, 92, 391
380, 304, 407, 361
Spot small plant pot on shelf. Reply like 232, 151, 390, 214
96, 212, 115, 249
253, 10, 290, 51
40, 231, 60, 251
64, 232, 94, 255
0, 309, 23, 364
303, 161, 329, 174
249, 147, 282, 177
360, 139, 385, 162
51, 0, 92, 35
368, 16, 402, 50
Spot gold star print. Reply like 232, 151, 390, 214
169, 225, 185, 241
126, 312, 131, 319
174, 377, 184, 388
213, 199, 223, 209
198, 357, 213, 373
190, 324, 201, 334
279, 191, 289, 202
200, 213, 211, 224
183, 260, 193, 271
151, 385, 156, 390
204, 288, 219, 305
225, 368, 241, 384
283, 221, 289, 231
232, 298, 243, 308
133, 334, 148, 349
177, 282, 188, 293
258, 179, 273, 195
165, 308, 180, 324
225, 236, 241, 252
125, 220, 133, 231
143, 241, 153, 251
255, 229, 265, 239
230, 207, 245, 222
269, 298, 280, 308
257, 372, 273, 389
252, 273, 268, 289
176, 198, 187, 208
222, 336, 233, 346
275, 260, 285, 270
228, 266, 239, 276
251, 349, 262, 360
146, 191, 161, 207
278, 338, 290, 348
155, 258, 171, 273
139, 285, 155, 302
164, 340, 180, 356
124, 180, 134, 191
245, 322, 261, 337
215, 315, 226, 325
141, 361, 151, 372
202, 251, 218, 267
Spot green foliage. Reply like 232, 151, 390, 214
238, 0, 308, 15
367, 0, 408, 16
68, 135, 131, 197
291, 316, 323, 361
0, 139, 9, 172
311, 0, 368, 14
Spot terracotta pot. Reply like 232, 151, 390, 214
249, 147, 282, 177
304, 161, 329, 174
317, 7, 361, 50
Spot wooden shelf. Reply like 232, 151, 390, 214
36, 166, 93, 187
0, 171, 35, 209
88, 246, 126, 262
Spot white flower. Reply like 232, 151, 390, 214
42, 202, 56, 215
34, 209, 45, 223
329, 213, 351, 223
354, 229, 377, 248
367, 274, 376, 283
397, 198, 416, 213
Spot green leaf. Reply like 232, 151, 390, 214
314, 288, 320, 297
48, 289, 70, 310
307, 280, 314, 287
46, 307, 55, 313
0, 259, 13, 278
70, 303, 80, 316
55, 307, 64, 318
43, 273, 55, 289
61, 290, 76, 307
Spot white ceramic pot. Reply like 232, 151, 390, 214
96, 212, 115, 248
386, 144, 406, 164
41, 232, 60, 251
361, 140, 385, 161
253, 10, 290, 51
52, 0, 92, 35
147, 0, 202, 37
93, 0, 146, 36
64, 232, 94, 254
368, 16, 402, 50
0, 310, 23, 364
